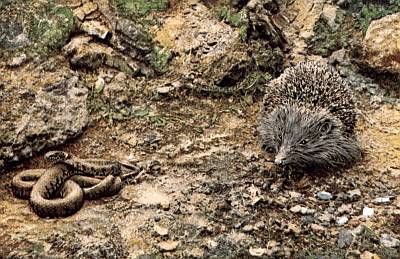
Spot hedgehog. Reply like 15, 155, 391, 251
258, 61, 362, 172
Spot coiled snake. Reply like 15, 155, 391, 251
11, 151, 125, 218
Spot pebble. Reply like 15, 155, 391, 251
287, 223, 301, 235
362, 207, 374, 218
290, 205, 315, 215
8, 53, 27, 67
242, 225, 253, 232
317, 191, 333, 200
154, 224, 169, 236
379, 233, 400, 248
158, 240, 179, 251
249, 247, 268, 257
336, 216, 349, 226
337, 229, 354, 248
348, 189, 361, 198
310, 224, 325, 234
371, 197, 391, 204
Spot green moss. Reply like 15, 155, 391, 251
112, 0, 169, 17
150, 46, 171, 75
29, 6, 75, 56
307, 10, 351, 57
357, 3, 400, 33
219, 7, 246, 27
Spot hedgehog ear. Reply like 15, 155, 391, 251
318, 119, 333, 134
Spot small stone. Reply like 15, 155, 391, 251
361, 251, 381, 259
351, 225, 365, 236
336, 216, 349, 226
290, 205, 315, 215
379, 233, 400, 248
362, 207, 374, 218
337, 229, 354, 248
156, 86, 175, 94
310, 224, 325, 234
289, 191, 302, 198
317, 191, 333, 200
158, 240, 179, 251
154, 224, 169, 236
95, 77, 105, 93
254, 221, 265, 230
338, 204, 352, 214
242, 225, 253, 232
249, 247, 268, 257
8, 53, 27, 67
287, 223, 301, 235
348, 189, 361, 198
371, 197, 391, 204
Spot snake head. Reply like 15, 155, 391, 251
44, 151, 70, 164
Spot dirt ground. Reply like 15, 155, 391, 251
1, 79, 399, 257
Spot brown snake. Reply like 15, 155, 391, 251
11, 151, 124, 218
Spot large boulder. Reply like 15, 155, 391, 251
362, 13, 400, 74
0, 68, 89, 170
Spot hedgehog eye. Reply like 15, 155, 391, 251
266, 147, 275, 153
262, 145, 275, 153
300, 139, 308, 145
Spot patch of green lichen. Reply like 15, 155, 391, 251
307, 9, 353, 57
150, 47, 172, 75
28, 6, 75, 56
112, 0, 169, 17
308, 1, 400, 57
357, 3, 400, 33
219, 7, 248, 41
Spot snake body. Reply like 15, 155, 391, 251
11, 151, 123, 218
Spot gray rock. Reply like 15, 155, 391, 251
380, 233, 400, 248
317, 191, 333, 200
0, 73, 89, 169
336, 216, 349, 226
337, 229, 354, 248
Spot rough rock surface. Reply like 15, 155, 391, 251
0, 66, 88, 168
363, 12, 400, 74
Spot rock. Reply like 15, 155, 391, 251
0, 73, 89, 169
290, 205, 315, 215
336, 216, 349, 226
362, 207, 374, 218
360, 251, 381, 259
371, 197, 392, 204
317, 191, 333, 200
338, 204, 352, 214
337, 229, 354, 248
242, 225, 253, 232
8, 53, 28, 67
348, 189, 361, 199
74, 2, 98, 21
63, 35, 93, 56
158, 240, 179, 252
287, 223, 301, 235
154, 224, 169, 236
310, 224, 325, 234
363, 13, 400, 74
81, 20, 111, 40
379, 233, 400, 248
249, 247, 268, 257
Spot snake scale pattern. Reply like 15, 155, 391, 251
11, 151, 123, 218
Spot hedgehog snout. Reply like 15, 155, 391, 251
274, 145, 289, 166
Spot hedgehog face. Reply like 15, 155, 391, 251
259, 104, 361, 171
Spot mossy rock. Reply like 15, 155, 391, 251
0, 1, 75, 59
112, 0, 169, 17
